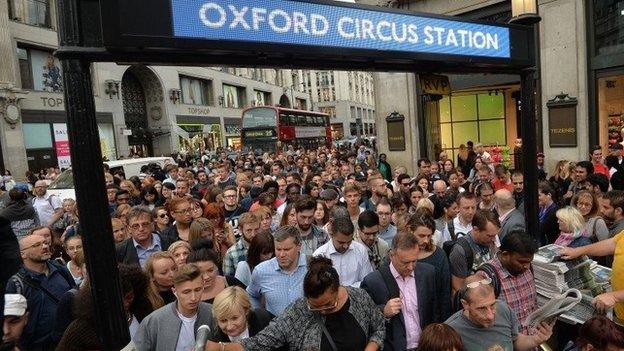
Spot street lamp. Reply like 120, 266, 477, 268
509, 0, 541, 25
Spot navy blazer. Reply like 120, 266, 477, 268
115, 233, 173, 266
361, 261, 440, 351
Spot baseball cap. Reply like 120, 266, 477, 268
4, 294, 27, 316
319, 189, 338, 201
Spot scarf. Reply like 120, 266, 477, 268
554, 229, 586, 247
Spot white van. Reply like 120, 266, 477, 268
48, 157, 174, 200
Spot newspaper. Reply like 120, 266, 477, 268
524, 289, 582, 328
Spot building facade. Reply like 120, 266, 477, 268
299, 69, 376, 139
0, 0, 309, 177
359, 0, 592, 176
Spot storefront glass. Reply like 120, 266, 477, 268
598, 74, 624, 147
178, 123, 222, 154
439, 92, 506, 160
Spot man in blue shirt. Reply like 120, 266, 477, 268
247, 225, 307, 316
6, 233, 74, 350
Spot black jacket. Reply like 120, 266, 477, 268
210, 308, 273, 342
361, 262, 440, 351
115, 233, 174, 266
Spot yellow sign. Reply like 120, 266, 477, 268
420, 74, 451, 95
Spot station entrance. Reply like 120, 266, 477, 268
54, 0, 539, 348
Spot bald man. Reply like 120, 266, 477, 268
494, 189, 525, 242
432, 180, 447, 198
445, 275, 553, 351
5, 234, 74, 350
32, 180, 63, 227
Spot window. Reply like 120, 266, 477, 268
17, 46, 63, 92
253, 90, 271, 106
350, 106, 356, 119
439, 92, 507, 157
180, 75, 213, 105
594, 0, 624, 56
223, 84, 246, 108
9, 0, 52, 28
23, 123, 52, 149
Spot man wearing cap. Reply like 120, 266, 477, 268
3, 294, 29, 349
6, 234, 74, 350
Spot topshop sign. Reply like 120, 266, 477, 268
171, 0, 511, 59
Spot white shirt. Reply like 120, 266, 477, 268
33, 193, 62, 225
175, 310, 197, 351
453, 216, 473, 238
313, 240, 373, 287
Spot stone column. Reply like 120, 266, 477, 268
373, 72, 421, 175
539, 0, 589, 171
0, 0, 29, 179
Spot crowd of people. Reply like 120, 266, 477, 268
2, 140, 624, 351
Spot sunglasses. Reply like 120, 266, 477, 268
465, 277, 492, 289
158, 214, 169, 218
307, 299, 338, 312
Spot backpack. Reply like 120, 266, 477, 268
475, 262, 502, 298
443, 236, 474, 270
11, 261, 76, 303
447, 219, 456, 241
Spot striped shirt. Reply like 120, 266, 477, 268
247, 253, 307, 316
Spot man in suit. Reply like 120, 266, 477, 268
361, 231, 440, 351
494, 189, 525, 242
116, 206, 173, 268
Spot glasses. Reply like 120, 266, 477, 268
465, 277, 492, 289
223, 195, 237, 199
158, 214, 169, 218
173, 208, 192, 214
129, 222, 152, 230
307, 299, 338, 312
20, 241, 48, 251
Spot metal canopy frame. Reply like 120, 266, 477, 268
55, 0, 539, 349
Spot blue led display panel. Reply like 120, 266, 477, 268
171, 0, 511, 59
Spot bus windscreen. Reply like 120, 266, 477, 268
242, 107, 277, 128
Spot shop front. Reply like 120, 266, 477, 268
224, 118, 242, 150
331, 123, 344, 140
175, 115, 222, 155
22, 110, 115, 172
588, 0, 624, 148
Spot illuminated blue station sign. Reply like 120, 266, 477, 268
171, 0, 511, 59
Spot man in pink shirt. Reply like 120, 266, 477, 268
361, 231, 441, 351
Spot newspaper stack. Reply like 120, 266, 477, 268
532, 244, 612, 324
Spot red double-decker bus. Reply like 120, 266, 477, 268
241, 106, 332, 155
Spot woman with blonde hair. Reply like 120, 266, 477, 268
555, 206, 592, 248
210, 286, 273, 343
145, 252, 177, 309
168, 240, 191, 266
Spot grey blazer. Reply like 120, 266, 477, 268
499, 209, 526, 241
133, 302, 215, 351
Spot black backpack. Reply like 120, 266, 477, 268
443, 236, 474, 270
11, 261, 76, 303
